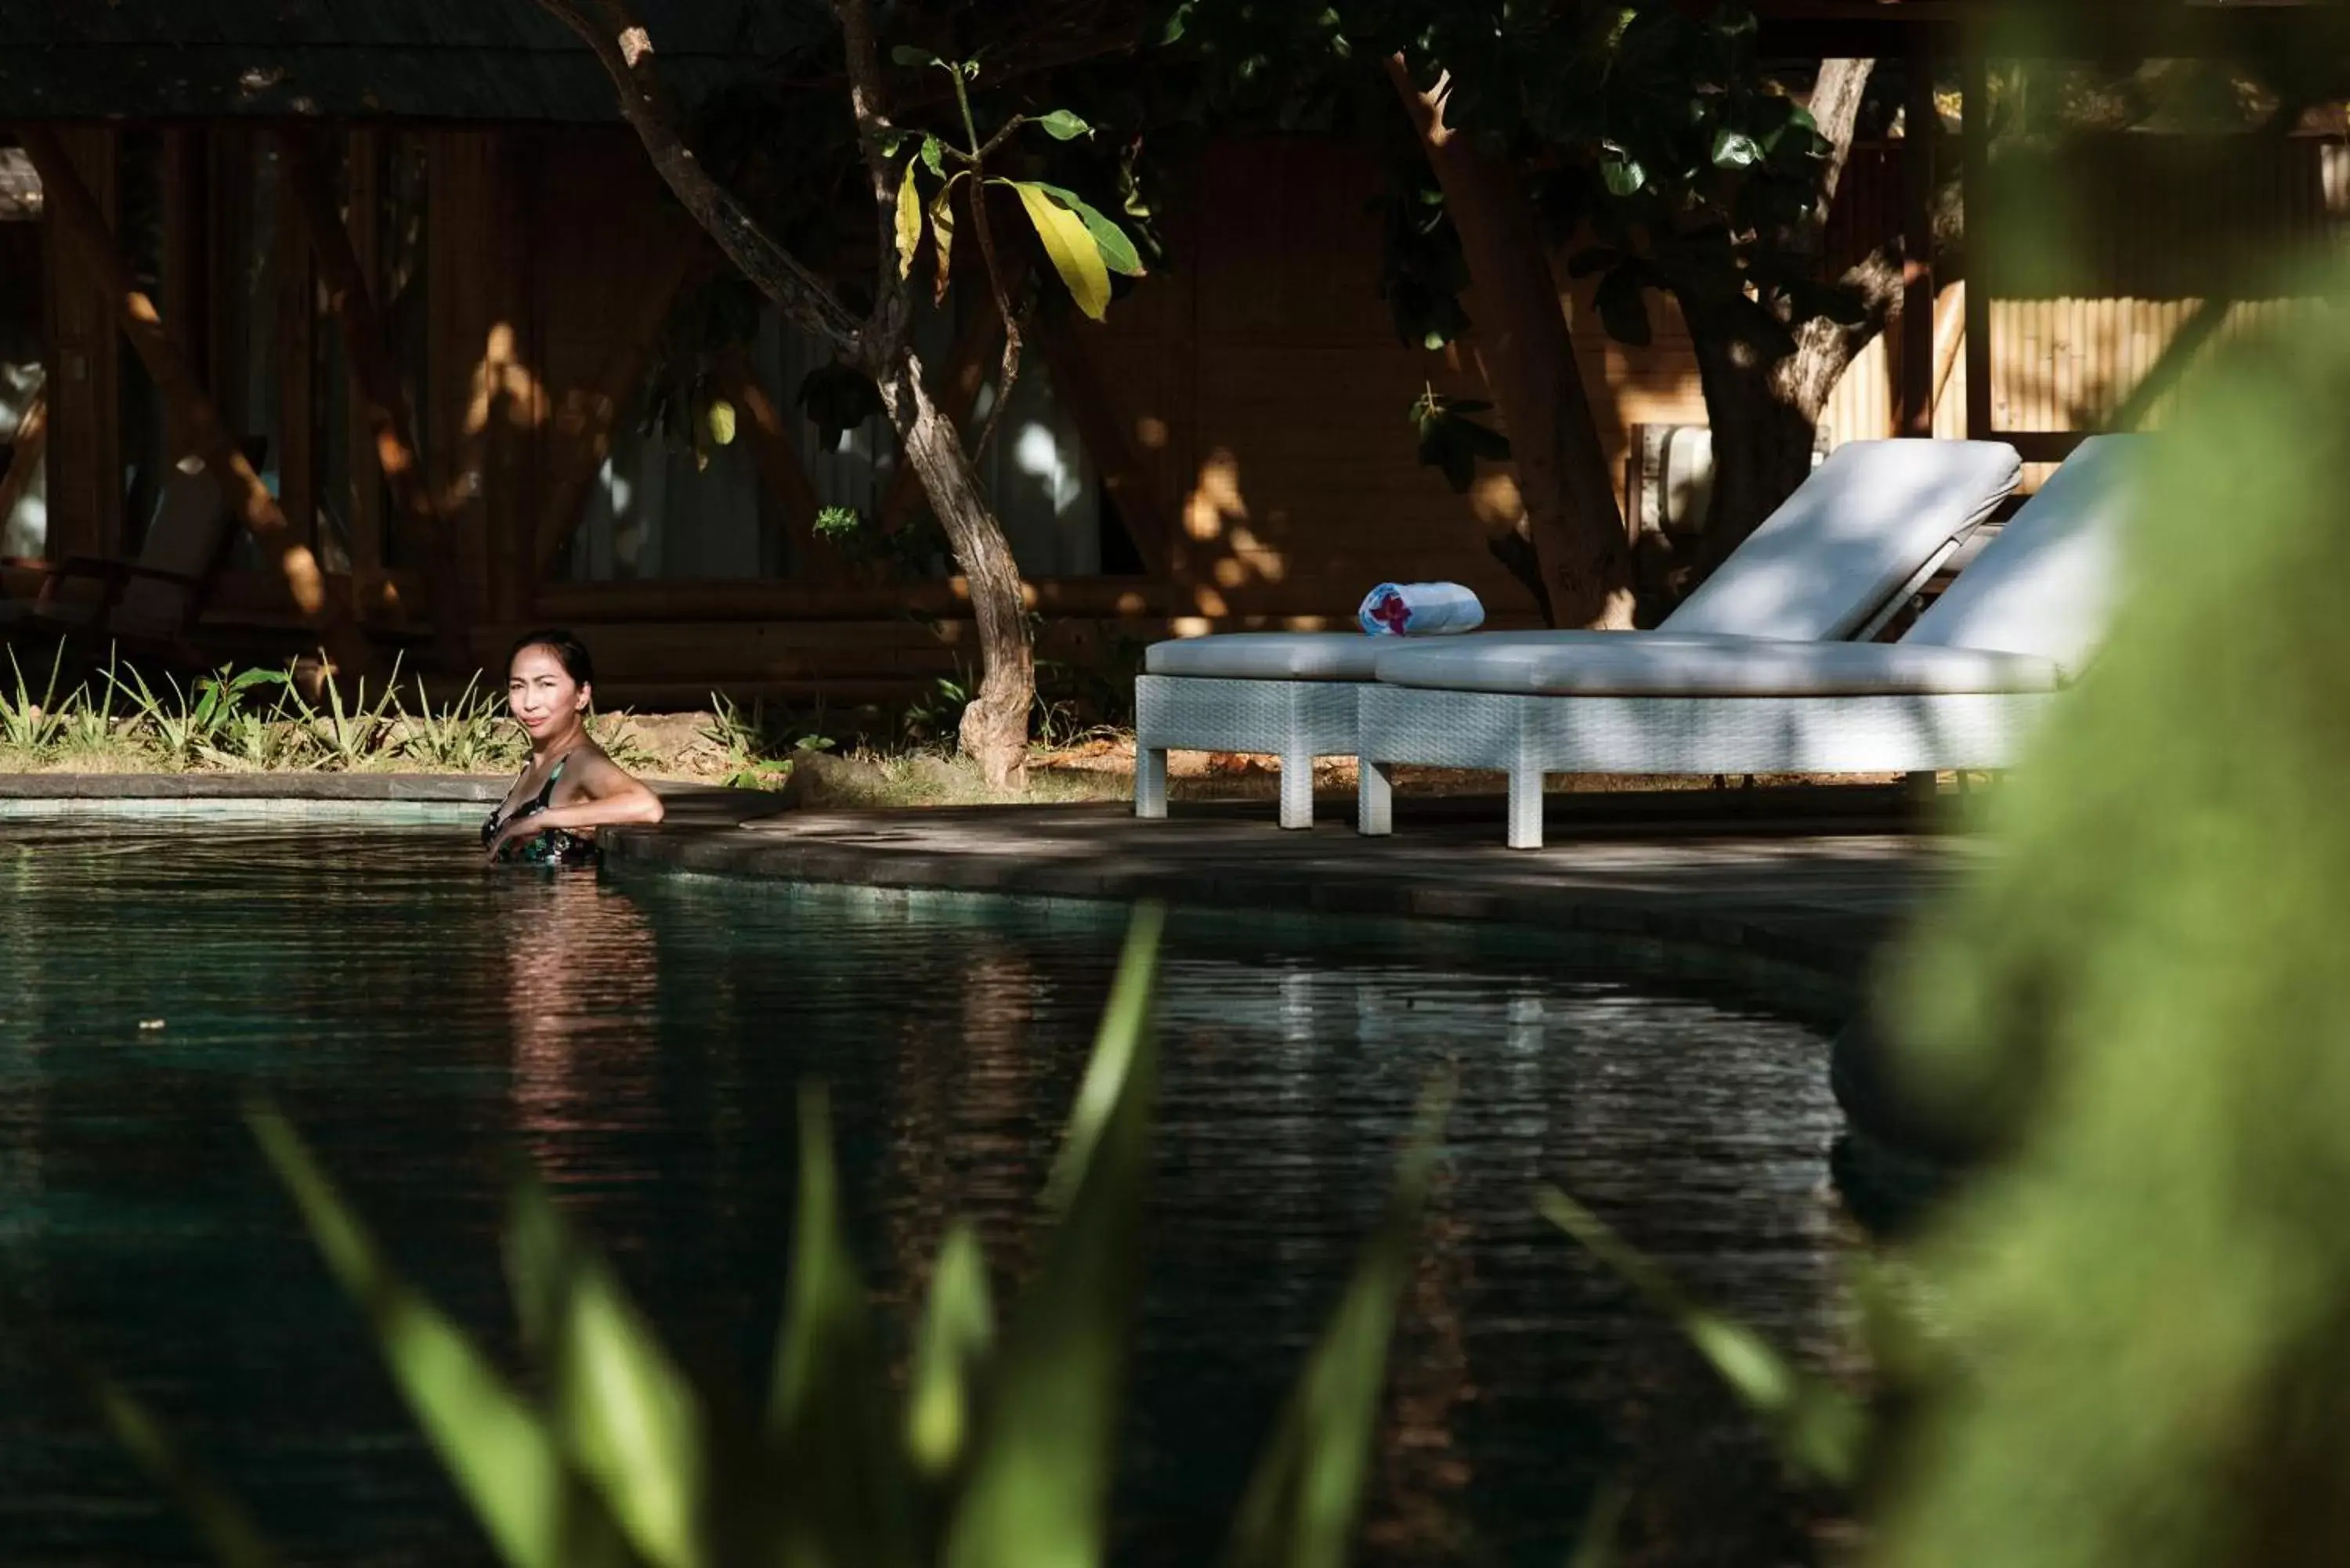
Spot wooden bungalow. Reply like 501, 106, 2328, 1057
0, 0, 2340, 707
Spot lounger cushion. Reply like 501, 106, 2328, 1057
1905, 434, 2144, 677
1142, 628, 1693, 682
1372, 635, 2063, 697
1660, 438, 2023, 641
1143, 630, 1389, 681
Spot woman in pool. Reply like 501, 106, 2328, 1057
483, 629, 665, 866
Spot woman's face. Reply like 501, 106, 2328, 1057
508, 645, 589, 741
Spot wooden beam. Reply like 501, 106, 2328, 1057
278, 128, 470, 670
709, 344, 826, 581
1931, 280, 1967, 421
1962, 44, 1994, 441
1898, 41, 1939, 436
1031, 314, 1171, 574
530, 224, 707, 580
14, 121, 373, 674
0, 387, 48, 529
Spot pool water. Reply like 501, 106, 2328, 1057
0, 821, 1853, 1567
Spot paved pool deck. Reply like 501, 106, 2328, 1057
609, 783, 1969, 1006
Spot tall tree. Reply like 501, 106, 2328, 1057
1162, 2, 1907, 612
533, 0, 1141, 788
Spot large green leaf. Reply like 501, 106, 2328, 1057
906, 1219, 996, 1482
1032, 109, 1093, 141
768, 1086, 916, 1568
247, 1107, 635, 1568
1537, 1187, 1867, 1490
1009, 181, 1113, 320
1224, 1081, 1452, 1568
1711, 128, 1764, 169
504, 1170, 710, 1568
941, 906, 1164, 1568
1031, 182, 1146, 277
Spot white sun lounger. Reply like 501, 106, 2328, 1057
1134, 437, 2023, 828
1356, 435, 2143, 847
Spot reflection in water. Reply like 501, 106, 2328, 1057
504, 874, 660, 1160
0, 823, 1851, 1568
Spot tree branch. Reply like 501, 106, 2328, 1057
532, 0, 865, 350
832, 0, 916, 367
947, 70, 1026, 463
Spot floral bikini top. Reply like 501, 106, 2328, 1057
482, 755, 602, 868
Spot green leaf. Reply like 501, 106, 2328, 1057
895, 161, 924, 281
942, 906, 1163, 1568
1032, 109, 1093, 141
906, 1220, 996, 1482
1567, 1478, 1632, 1568
81, 1364, 285, 1568
1594, 265, 1654, 348
769, 1085, 916, 1568
1600, 150, 1646, 197
247, 1107, 634, 1568
1224, 1081, 1451, 1568
1538, 1187, 1868, 1490
1711, 128, 1764, 169
890, 45, 939, 68
1029, 182, 1147, 277
1010, 180, 1113, 321
920, 135, 947, 178
504, 1169, 710, 1568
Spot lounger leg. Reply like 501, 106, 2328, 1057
1358, 758, 1394, 837
1279, 742, 1314, 830
1507, 765, 1545, 851
1136, 746, 1170, 819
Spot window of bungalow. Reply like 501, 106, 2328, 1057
114, 129, 167, 559
375, 132, 429, 571
209, 131, 291, 573
567, 290, 1114, 582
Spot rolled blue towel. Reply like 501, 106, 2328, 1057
1358, 581, 1487, 636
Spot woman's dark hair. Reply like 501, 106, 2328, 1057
506, 627, 595, 688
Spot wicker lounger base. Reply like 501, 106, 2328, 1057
1134, 674, 1364, 829
1356, 685, 2056, 849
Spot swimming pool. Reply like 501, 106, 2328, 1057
0, 818, 1851, 1566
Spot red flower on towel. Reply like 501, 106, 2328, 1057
1367, 590, 1412, 634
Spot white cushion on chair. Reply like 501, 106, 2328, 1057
1905, 434, 2145, 677
1373, 634, 2063, 697
1660, 438, 2023, 641
1144, 631, 1388, 681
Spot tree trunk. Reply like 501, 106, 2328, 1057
1679, 60, 1896, 571
871, 351, 1035, 790
535, 0, 1040, 787
1386, 56, 1635, 630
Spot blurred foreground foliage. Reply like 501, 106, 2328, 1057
1874, 262, 2350, 1562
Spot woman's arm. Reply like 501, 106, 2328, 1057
488, 749, 664, 858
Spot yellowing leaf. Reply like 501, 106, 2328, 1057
928, 181, 958, 305
895, 161, 923, 280
707, 398, 737, 447
1011, 181, 1110, 322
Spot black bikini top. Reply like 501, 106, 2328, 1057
483, 755, 601, 867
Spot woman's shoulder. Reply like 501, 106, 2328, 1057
562, 739, 642, 790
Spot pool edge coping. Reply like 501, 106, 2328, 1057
602, 822, 1878, 1021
